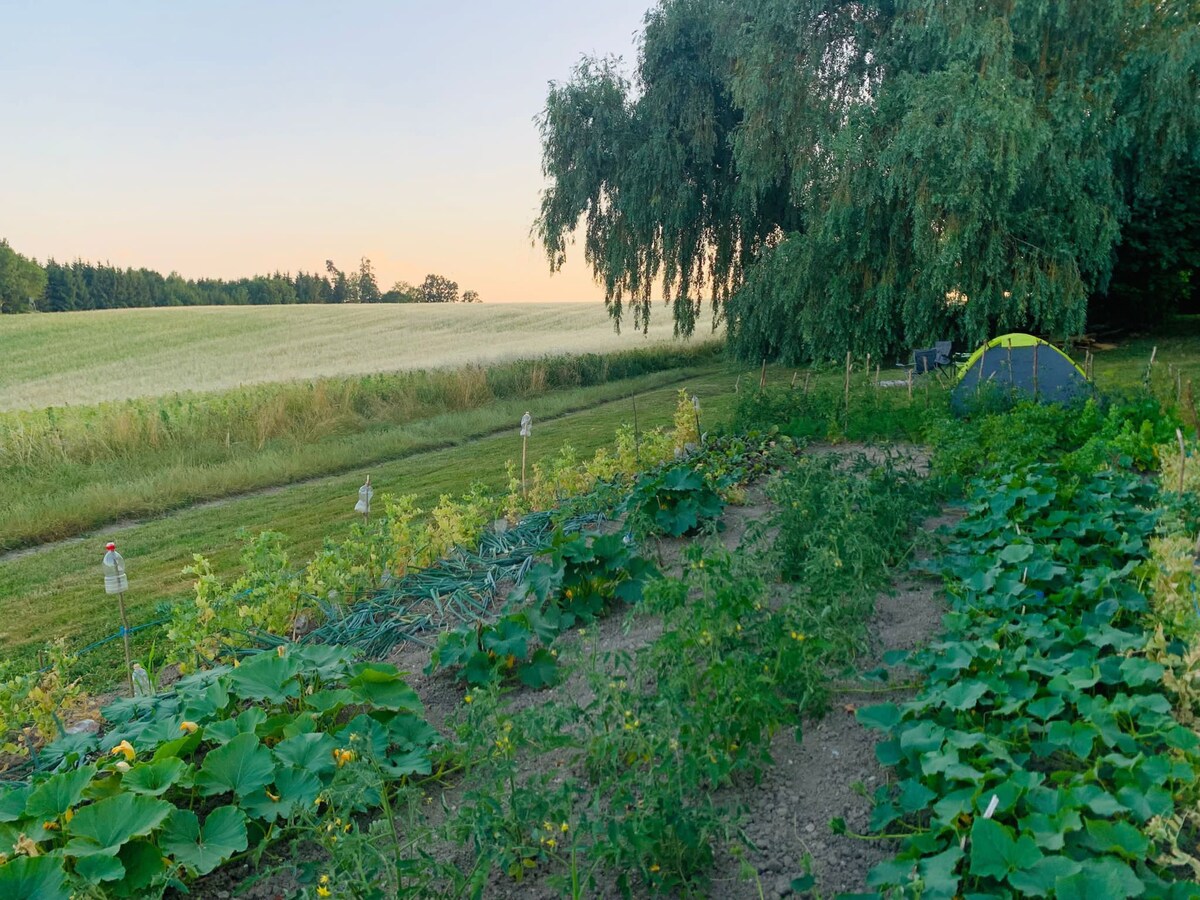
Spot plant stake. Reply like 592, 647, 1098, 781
102, 542, 134, 694
354, 475, 373, 524
520, 412, 533, 496
691, 394, 702, 445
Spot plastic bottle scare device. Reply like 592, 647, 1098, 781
103, 542, 129, 594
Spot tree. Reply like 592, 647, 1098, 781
421, 274, 459, 304
382, 280, 422, 303
44, 260, 78, 312
537, 0, 1200, 361
462, 290, 481, 304
357, 257, 381, 303
326, 260, 348, 304
0, 240, 47, 313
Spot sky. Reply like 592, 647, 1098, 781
0, 1, 653, 302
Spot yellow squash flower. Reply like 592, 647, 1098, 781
111, 740, 135, 761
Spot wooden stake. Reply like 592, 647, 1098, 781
803, 371, 812, 396
907, 366, 913, 400
791, 371, 798, 389
521, 435, 528, 496
734, 374, 741, 394
759, 359, 768, 391
117, 592, 133, 695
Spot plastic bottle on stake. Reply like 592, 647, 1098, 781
103, 543, 128, 594
102, 542, 135, 694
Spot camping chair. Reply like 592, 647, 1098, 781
909, 341, 954, 376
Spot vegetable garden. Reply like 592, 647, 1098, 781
2, 367, 1200, 899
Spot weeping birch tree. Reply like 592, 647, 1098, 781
536, 0, 1200, 361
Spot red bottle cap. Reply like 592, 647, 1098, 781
106, 542, 116, 551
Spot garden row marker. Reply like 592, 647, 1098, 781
355, 475, 373, 524
520, 411, 533, 496
102, 541, 134, 694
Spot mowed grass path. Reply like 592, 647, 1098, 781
0, 303, 702, 410
0, 364, 748, 678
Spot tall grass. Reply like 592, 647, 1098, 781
0, 345, 722, 549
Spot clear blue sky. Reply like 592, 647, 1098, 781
0, 1, 652, 301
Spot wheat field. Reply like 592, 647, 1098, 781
0, 303, 711, 410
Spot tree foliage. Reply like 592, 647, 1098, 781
537, 0, 1200, 360
421, 274, 460, 304
0, 244, 481, 312
0, 240, 47, 314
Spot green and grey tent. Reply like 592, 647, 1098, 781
952, 334, 1090, 412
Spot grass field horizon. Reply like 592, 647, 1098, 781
0, 302, 716, 410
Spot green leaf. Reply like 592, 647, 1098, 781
225, 652, 301, 704
898, 779, 936, 813
75, 853, 125, 883
1081, 817, 1149, 859
381, 746, 433, 778
160, 805, 248, 875
0, 785, 32, 822
151, 730, 202, 762
64, 793, 173, 857
195, 732, 275, 799
110, 840, 167, 898
464, 652, 501, 686
1026, 695, 1065, 720
1008, 856, 1082, 897
204, 707, 268, 746
121, 758, 189, 797
247, 766, 322, 822
0, 856, 70, 900
347, 663, 423, 712
918, 845, 964, 900
939, 680, 989, 711
968, 817, 1043, 880
25, 765, 96, 820
387, 715, 441, 750
517, 648, 560, 688
856, 703, 900, 731
273, 732, 338, 776
1055, 858, 1144, 900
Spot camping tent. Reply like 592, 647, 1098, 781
952, 333, 1090, 412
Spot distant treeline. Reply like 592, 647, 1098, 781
0, 239, 480, 313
